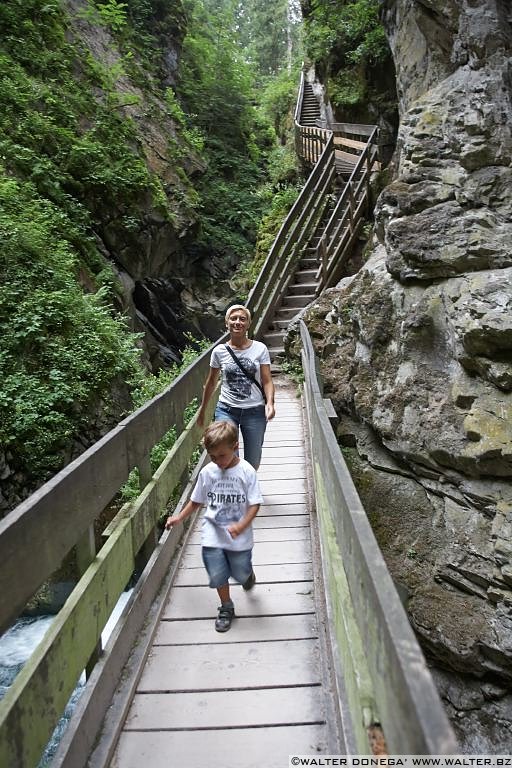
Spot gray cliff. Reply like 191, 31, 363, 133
301, 0, 512, 749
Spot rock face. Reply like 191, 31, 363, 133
66, 0, 232, 367
300, 0, 512, 750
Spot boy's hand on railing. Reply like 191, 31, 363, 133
165, 515, 181, 530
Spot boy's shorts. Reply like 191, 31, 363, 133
202, 546, 253, 588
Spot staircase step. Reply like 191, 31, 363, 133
288, 282, 318, 295
282, 295, 313, 308
269, 319, 291, 331
268, 346, 285, 361
264, 331, 285, 346
274, 307, 301, 321
295, 269, 317, 283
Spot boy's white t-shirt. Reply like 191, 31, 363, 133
191, 458, 263, 551
210, 341, 270, 409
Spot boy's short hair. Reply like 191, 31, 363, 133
203, 421, 238, 451
225, 304, 251, 326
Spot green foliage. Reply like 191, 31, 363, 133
0, 176, 143, 480
231, 145, 301, 298
280, 356, 304, 389
131, 334, 211, 408
0, 0, 200, 486
121, 336, 210, 501
258, 65, 300, 140
176, 0, 274, 263
303, 0, 389, 110
80, 0, 129, 32
304, 0, 387, 67
165, 87, 187, 125
328, 69, 365, 108
235, 0, 303, 78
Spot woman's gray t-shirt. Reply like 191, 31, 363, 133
210, 341, 270, 409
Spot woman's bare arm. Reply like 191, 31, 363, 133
197, 367, 220, 428
260, 364, 275, 421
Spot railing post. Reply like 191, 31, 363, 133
348, 181, 355, 232
365, 144, 373, 203
76, 524, 102, 678
137, 452, 158, 565
317, 234, 327, 296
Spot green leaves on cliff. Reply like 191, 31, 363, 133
304, 0, 387, 66
303, 0, 389, 109
176, 0, 269, 260
0, 177, 143, 480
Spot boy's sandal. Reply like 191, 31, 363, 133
215, 603, 235, 632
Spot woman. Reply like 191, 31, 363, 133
197, 305, 275, 470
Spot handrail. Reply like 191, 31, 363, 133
317, 119, 375, 137
247, 133, 335, 336
0, 343, 222, 767
0, 340, 225, 636
293, 69, 304, 125
300, 320, 457, 754
292, 70, 379, 295
316, 126, 379, 292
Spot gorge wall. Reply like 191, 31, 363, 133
300, 0, 512, 750
66, 0, 230, 370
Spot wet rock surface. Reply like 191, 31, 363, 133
294, 0, 512, 749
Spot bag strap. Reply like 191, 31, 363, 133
224, 345, 267, 404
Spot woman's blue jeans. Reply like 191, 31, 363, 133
214, 402, 267, 469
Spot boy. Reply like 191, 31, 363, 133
165, 421, 262, 632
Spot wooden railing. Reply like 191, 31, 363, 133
0, 71, 452, 767
300, 320, 457, 754
316, 127, 379, 292
247, 133, 336, 337
0, 347, 221, 767
293, 72, 380, 294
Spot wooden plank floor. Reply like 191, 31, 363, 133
110, 378, 341, 768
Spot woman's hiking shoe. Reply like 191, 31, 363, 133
242, 570, 256, 591
215, 601, 235, 632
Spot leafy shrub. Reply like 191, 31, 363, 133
304, 0, 387, 67
121, 336, 210, 501
0, 176, 143, 481
79, 0, 128, 32
328, 70, 365, 108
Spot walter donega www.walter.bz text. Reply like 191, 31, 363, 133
289, 759, 512, 767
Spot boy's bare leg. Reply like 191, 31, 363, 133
217, 583, 231, 604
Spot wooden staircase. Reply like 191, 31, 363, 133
299, 83, 360, 179
254, 72, 379, 364
263, 186, 343, 360
300, 82, 321, 126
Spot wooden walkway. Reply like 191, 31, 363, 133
109, 377, 342, 767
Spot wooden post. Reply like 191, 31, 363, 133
317, 234, 327, 295
76, 524, 102, 678
348, 181, 355, 232
137, 453, 157, 566
365, 145, 372, 205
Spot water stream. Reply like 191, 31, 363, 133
0, 589, 133, 765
